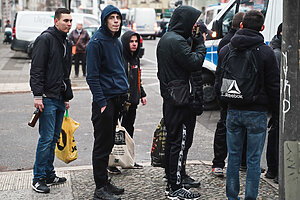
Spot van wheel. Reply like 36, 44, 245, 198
202, 73, 219, 110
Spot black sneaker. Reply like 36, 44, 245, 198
165, 184, 170, 195
46, 176, 67, 186
182, 175, 201, 188
107, 166, 121, 175
32, 179, 50, 193
265, 171, 277, 179
94, 187, 121, 200
133, 163, 143, 169
168, 187, 201, 200
273, 176, 278, 184
106, 179, 124, 195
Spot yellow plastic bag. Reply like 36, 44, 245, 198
55, 110, 80, 164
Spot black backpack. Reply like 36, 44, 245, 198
220, 43, 263, 104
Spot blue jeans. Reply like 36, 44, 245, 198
226, 109, 267, 200
33, 97, 65, 181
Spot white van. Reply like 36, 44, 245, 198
11, 11, 100, 53
201, 0, 283, 110
127, 8, 157, 39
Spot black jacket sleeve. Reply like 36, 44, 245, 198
30, 34, 50, 97
189, 70, 203, 115
172, 37, 206, 72
214, 45, 229, 98
264, 48, 280, 115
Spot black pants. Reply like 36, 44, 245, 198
212, 102, 247, 168
121, 105, 137, 138
163, 102, 196, 190
266, 118, 279, 175
74, 53, 86, 76
91, 98, 122, 188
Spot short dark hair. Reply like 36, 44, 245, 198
232, 12, 244, 29
242, 10, 264, 31
55, 8, 70, 20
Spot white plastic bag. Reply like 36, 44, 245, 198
108, 120, 135, 168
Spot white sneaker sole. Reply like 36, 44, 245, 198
167, 196, 200, 200
31, 185, 50, 193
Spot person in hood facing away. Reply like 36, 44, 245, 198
265, 23, 282, 184
86, 5, 128, 200
215, 10, 279, 200
107, 30, 147, 174
30, 8, 73, 194
157, 5, 206, 200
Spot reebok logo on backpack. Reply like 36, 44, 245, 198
220, 43, 263, 105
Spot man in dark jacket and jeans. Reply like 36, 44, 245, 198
212, 12, 246, 177
30, 8, 73, 194
86, 5, 128, 200
157, 5, 206, 200
215, 10, 279, 199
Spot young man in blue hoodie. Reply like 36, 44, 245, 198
215, 10, 279, 200
86, 5, 128, 200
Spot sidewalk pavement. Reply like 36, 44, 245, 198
0, 160, 279, 200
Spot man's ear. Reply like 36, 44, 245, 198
54, 18, 59, 26
261, 24, 265, 31
240, 22, 243, 29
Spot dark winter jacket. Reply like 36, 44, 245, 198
217, 28, 237, 54
86, 5, 129, 108
121, 30, 146, 106
157, 5, 206, 104
215, 28, 280, 114
270, 35, 282, 68
69, 29, 90, 53
30, 26, 73, 101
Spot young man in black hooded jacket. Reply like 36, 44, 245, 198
107, 30, 147, 174
157, 5, 206, 200
120, 30, 147, 138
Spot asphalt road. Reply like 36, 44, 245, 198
0, 38, 268, 172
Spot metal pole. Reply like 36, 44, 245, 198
279, 0, 300, 199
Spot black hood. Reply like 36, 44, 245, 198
230, 28, 264, 50
43, 26, 67, 44
100, 5, 122, 38
121, 30, 141, 62
168, 6, 201, 39
270, 35, 282, 50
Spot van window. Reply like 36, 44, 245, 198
221, 0, 269, 37
206, 10, 215, 25
83, 17, 100, 27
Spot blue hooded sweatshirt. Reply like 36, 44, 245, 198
86, 5, 129, 108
